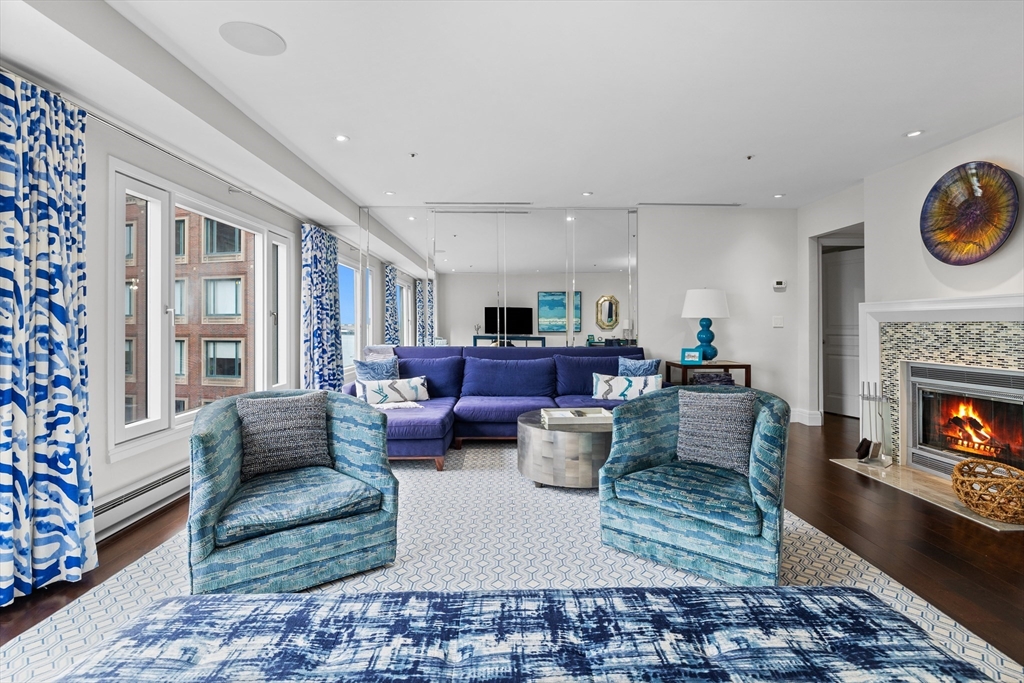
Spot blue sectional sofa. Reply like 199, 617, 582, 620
344, 345, 649, 470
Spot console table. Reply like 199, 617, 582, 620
665, 360, 752, 387
473, 335, 546, 347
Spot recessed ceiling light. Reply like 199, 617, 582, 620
566, 216, 574, 222
335, 135, 349, 143
905, 130, 923, 137
774, 194, 785, 198
408, 216, 416, 221
443, 258, 448, 262
219, 22, 287, 56
383, 191, 395, 196
582, 192, 593, 197
451, 268, 455, 272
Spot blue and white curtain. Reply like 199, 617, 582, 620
426, 279, 435, 345
300, 224, 342, 390
383, 263, 399, 345
415, 280, 425, 346
0, 70, 96, 607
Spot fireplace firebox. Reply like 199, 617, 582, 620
908, 363, 1024, 478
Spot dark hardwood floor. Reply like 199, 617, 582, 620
3, 415, 1022, 663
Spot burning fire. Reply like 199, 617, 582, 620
945, 401, 1003, 457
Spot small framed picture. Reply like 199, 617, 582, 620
680, 347, 703, 365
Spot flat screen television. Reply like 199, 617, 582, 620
484, 307, 534, 335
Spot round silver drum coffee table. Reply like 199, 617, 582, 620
517, 410, 613, 488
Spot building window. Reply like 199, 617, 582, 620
337, 262, 357, 368
124, 395, 136, 424
174, 279, 187, 322
125, 338, 135, 379
174, 398, 188, 414
174, 217, 187, 263
125, 222, 135, 265
203, 218, 242, 261
125, 281, 136, 321
203, 277, 242, 321
174, 338, 187, 381
203, 339, 243, 385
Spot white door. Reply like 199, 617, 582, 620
821, 248, 864, 417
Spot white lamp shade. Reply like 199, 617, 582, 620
681, 288, 730, 319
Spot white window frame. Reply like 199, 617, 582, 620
107, 158, 296, 463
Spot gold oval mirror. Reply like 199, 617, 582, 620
596, 295, 619, 330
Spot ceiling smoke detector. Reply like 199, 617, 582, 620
220, 22, 287, 56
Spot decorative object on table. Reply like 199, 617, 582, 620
353, 356, 399, 381
540, 407, 613, 426
689, 371, 735, 386
858, 381, 892, 467
680, 347, 703, 365
537, 291, 581, 333
951, 459, 1024, 525
920, 161, 1019, 266
621, 318, 633, 340
592, 373, 663, 401
587, 334, 595, 342
681, 288, 730, 361
596, 295, 619, 330
474, 324, 481, 334
619, 356, 660, 377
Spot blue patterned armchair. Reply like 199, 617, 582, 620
600, 386, 790, 586
187, 390, 398, 594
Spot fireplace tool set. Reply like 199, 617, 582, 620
857, 382, 893, 467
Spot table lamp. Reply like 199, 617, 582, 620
681, 288, 730, 361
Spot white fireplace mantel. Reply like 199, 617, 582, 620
859, 294, 1024, 391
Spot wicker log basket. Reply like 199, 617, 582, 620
951, 459, 1024, 525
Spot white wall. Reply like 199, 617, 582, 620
637, 206, 799, 403
437, 272, 632, 347
864, 116, 1023, 303
86, 122, 301, 504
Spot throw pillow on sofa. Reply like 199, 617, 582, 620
356, 376, 430, 405
354, 356, 399, 381
399, 356, 464, 398
235, 391, 333, 482
593, 373, 663, 401
676, 390, 756, 476
462, 357, 556, 397
619, 357, 661, 377
553, 354, 622, 396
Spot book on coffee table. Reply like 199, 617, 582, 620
541, 408, 613, 426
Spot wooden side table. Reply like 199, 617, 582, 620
664, 360, 752, 388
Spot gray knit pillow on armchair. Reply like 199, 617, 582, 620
236, 391, 333, 481
676, 390, 756, 476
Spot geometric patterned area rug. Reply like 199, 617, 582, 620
3, 444, 1022, 682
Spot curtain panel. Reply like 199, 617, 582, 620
415, 280, 425, 347
426, 279, 435, 346
300, 224, 343, 390
383, 263, 399, 345
0, 70, 96, 607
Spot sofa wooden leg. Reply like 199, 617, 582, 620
434, 457, 445, 471
452, 438, 463, 450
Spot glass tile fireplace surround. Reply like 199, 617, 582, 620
907, 363, 1024, 479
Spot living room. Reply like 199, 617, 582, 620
1, 1, 1022, 680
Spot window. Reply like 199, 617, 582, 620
365, 267, 374, 344
397, 281, 414, 345
174, 398, 188, 414
204, 218, 242, 261
125, 222, 135, 265
124, 395, 136, 424
174, 279, 187, 321
203, 278, 242, 320
204, 339, 243, 384
338, 262, 357, 367
124, 281, 136, 321
125, 338, 135, 378
174, 218, 187, 263
269, 242, 288, 387
174, 339, 187, 380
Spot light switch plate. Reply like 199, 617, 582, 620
772, 315, 784, 328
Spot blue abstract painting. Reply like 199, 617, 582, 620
538, 291, 581, 333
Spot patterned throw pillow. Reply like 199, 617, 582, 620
676, 390, 756, 476
235, 391, 333, 482
592, 373, 663, 401
355, 376, 430, 405
619, 357, 661, 377
354, 357, 399, 381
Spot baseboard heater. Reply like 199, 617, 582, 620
94, 466, 190, 541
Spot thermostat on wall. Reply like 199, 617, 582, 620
773, 279, 787, 291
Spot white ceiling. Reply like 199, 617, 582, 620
106, 0, 1022, 211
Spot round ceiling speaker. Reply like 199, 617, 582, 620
219, 22, 287, 57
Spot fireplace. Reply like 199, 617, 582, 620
908, 363, 1024, 478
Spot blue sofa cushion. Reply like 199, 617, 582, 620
619, 357, 661, 377
614, 461, 762, 536
454, 396, 557, 422
214, 466, 381, 547
555, 394, 624, 410
354, 357, 398, 381
383, 397, 457, 440
462, 357, 556, 397
554, 354, 621, 396
399, 357, 464, 398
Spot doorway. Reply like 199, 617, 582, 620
820, 238, 864, 417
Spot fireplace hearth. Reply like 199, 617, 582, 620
909, 363, 1024, 478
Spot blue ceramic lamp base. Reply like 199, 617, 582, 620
696, 317, 719, 361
